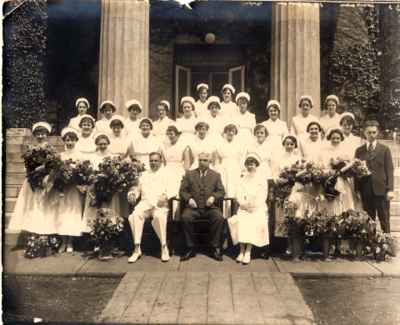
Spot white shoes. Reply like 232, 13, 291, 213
242, 250, 251, 265
66, 245, 74, 253
236, 252, 244, 263
161, 246, 170, 262
128, 248, 142, 263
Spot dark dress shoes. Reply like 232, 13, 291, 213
211, 247, 223, 262
180, 248, 196, 261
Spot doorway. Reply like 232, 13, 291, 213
174, 45, 245, 117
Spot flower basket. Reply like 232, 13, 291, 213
88, 208, 125, 261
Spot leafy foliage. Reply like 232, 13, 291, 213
3, 0, 48, 128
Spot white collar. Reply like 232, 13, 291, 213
367, 140, 377, 150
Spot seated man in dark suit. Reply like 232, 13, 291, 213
355, 120, 394, 233
179, 152, 226, 261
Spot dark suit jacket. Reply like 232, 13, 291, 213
355, 142, 394, 196
179, 168, 225, 209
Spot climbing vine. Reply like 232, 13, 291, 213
3, 0, 48, 129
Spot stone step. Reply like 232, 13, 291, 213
5, 185, 22, 198
6, 173, 26, 185
5, 198, 16, 214
392, 217, 400, 232
6, 162, 26, 173
391, 202, 400, 216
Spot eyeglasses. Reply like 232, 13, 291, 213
149, 160, 160, 162
199, 159, 209, 162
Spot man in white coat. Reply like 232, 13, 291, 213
127, 152, 170, 263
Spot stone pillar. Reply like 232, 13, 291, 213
271, 2, 321, 124
98, 0, 149, 117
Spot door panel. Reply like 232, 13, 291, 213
229, 65, 245, 93
175, 65, 191, 118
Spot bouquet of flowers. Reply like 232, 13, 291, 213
341, 159, 371, 179
272, 164, 299, 204
88, 208, 125, 259
90, 156, 142, 207
330, 157, 349, 172
72, 160, 96, 193
303, 211, 331, 237
52, 159, 76, 196
22, 144, 62, 192
365, 232, 396, 261
24, 234, 62, 259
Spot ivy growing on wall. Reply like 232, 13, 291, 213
327, 5, 381, 129
3, 0, 47, 129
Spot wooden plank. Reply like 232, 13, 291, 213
231, 273, 264, 325
149, 273, 186, 324
207, 273, 235, 324
98, 272, 144, 323
178, 272, 208, 325
120, 272, 165, 324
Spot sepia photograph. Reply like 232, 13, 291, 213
2, 0, 400, 324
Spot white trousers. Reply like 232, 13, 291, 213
128, 201, 168, 246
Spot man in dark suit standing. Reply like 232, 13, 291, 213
355, 120, 394, 233
179, 152, 226, 261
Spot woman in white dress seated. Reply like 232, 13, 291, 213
57, 127, 84, 253
129, 118, 163, 170
340, 112, 363, 158
291, 95, 319, 138
262, 100, 288, 149
124, 99, 143, 139
176, 96, 198, 146
189, 121, 217, 169
228, 152, 269, 265
68, 97, 90, 130
109, 115, 130, 158
75, 114, 97, 156
194, 83, 209, 120
95, 100, 118, 134
204, 96, 226, 139
320, 95, 342, 136
163, 125, 191, 198
220, 84, 238, 121
235, 92, 256, 144
153, 100, 175, 143
299, 121, 324, 165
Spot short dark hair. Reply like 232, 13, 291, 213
95, 134, 110, 145
253, 124, 269, 136
282, 135, 298, 148
62, 132, 79, 142
139, 118, 153, 130
326, 128, 344, 141
364, 120, 380, 129
223, 124, 238, 135
245, 157, 260, 167
166, 125, 181, 135
79, 117, 95, 128
195, 121, 209, 131
306, 121, 322, 133
110, 120, 124, 129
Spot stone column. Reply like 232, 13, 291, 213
271, 2, 321, 124
98, 0, 149, 117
